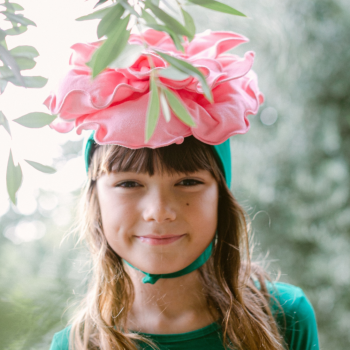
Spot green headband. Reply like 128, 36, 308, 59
83, 131, 232, 187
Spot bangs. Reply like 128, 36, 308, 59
89, 136, 223, 181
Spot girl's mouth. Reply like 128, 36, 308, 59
136, 234, 186, 246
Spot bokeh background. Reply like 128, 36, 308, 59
1, 0, 349, 349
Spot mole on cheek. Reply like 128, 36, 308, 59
186, 203, 189, 206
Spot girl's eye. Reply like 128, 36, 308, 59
177, 179, 203, 187
116, 181, 140, 188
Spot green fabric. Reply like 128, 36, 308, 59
83, 133, 232, 187
123, 242, 213, 284
49, 282, 319, 350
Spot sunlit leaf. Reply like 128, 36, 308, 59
0, 111, 11, 136
155, 50, 213, 102
6, 25, 27, 36
109, 44, 143, 69
141, 8, 157, 24
89, 15, 130, 77
0, 29, 6, 41
146, 23, 184, 52
6, 75, 47, 88
10, 45, 39, 59
14, 57, 36, 70
0, 2, 24, 11
119, 0, 139, 17
0, 44, 24, 85
160, 91, 171, 122
6, 150, 22, 205
24, 160, 56, 174
181, 8, 196, 40
1, 12, 37, 26
145, 0, 192, 38
0, 79, 8, 93
187, 0, 246, 17
158, 66, 190, 80
94, 0, 108, 8
163, 88, 196, 126
76, 7, 111, 21
97, 4, 124, 38
145, 76, 160, 142
13, 112, 56, 128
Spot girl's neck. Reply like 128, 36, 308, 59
125, 265, 218, 334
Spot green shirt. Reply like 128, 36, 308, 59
49, 282, 319, 350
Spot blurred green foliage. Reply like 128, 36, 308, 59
0, 0, 349, 349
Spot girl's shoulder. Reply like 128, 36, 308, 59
267, 282, 319, 349
49, 282, 319, 350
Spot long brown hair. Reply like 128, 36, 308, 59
70, 136, 285, 350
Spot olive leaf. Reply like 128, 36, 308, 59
13, 112, 57, 128
0, 111, 11, 136
163, 87, 196, 127
89, 15, 130, 77
181, 8, 196, 40
109, 44, 143, 69
159, 90, 171, 122
158, 66, 190, 80
187, 0, 246, 17
145, 0, 192, 39
6, 150, 22, 205
97, 4, 124, 39
76, 6, 111, 21
146, 23, 184, 52
145, 76, 160, 142
1, 12, 37, 26
24, 160, 56, 174
155, 50, 213, 102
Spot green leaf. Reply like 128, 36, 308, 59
145, 0, 192, 38
14, 57, 36, 70
160, 91, 171, 122
181, 8, 196, 40
141, 8, 157, 24
89, 15, 130, 77
145, 76, 160, 142
120, 0, 139, 17
0, 65, 13, 78
76, 6, 111, 21
109, 44, 143, 69
0, 3, 24, 11
6, 75, 47, 88
0, 111, 11, 136
0, 79, 8, 93
10, 45, 39, 59
187, 0, 246, 17
1, 12, 37, 26
0, 29, 6, 41
24, 160, 56, 174
94, 0, 108, 8
155, 50, 213, 102
97, 4, 124, 38
158, 66, 190, 80
6, 25, 27, 36
146, 23, 184, 52
6, 150, 22, 205
13, 112, 57, 128
0, 44, 24, 85
163, 87, 196, 126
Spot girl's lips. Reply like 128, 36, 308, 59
136, 234, 186, 246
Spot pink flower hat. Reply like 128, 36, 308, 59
44, 29, 264, 149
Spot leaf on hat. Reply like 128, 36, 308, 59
145, 76, 160, 142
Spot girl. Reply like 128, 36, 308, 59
46, 30, 319, 350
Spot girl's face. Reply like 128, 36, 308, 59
97, 168, 219, 274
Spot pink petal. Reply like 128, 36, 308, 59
187, 31, 249, 59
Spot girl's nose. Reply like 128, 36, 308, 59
142, 189, 177, 223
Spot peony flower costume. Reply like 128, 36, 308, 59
44, 29, 264, 149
